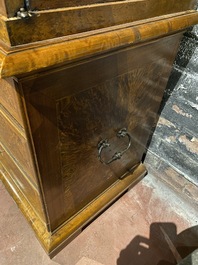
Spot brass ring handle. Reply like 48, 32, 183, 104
97, 128, 131, 165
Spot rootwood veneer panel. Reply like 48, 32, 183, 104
19, 33, 182, 232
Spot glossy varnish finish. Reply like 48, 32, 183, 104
0, 0, 196, 18
0, 0, 198, 257
0, 0, 196, 46
19, 33, 182, 232
0, 11, 198, 78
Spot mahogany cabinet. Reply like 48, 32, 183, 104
0, 0, 198, 257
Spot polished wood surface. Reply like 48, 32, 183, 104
0, 0, 196, 46
0, 0, 197, 18
19, 33, 182, 231
0, 11, 198, 78
0, 0, 198, 256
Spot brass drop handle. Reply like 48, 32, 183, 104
97, 128, 131, 165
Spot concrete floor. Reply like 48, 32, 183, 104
0, 165, 198, 265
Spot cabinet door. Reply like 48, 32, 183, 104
21, 34, 181, 231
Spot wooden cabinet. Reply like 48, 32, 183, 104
0, 0, 198, 257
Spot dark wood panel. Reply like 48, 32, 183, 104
0, 0, 23, 17
20, 86, 68, 231
0, 143, 45, 222
22, 34, 179, 100
56, 77, 142, 219
0, 78, 24, 126
21, 34, 182, 232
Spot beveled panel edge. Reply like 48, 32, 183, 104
0, 161, 147, 256
0, 11, 198, 79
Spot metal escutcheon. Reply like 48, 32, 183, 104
97, 128, 131, 165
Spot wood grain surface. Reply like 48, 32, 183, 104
0, 11, 197, 78
0, 0, 196, 18
30, 0, 131, 10
0, 0, 197, 256
2, 0, 197, 46
0, 0, 23, 17
19, 33, 182, 231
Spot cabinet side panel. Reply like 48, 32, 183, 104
21, 33, 182, 232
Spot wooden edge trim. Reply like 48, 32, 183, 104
0, 161, 147, 256
0, 12, 198, 78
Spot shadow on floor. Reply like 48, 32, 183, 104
117, 223, 198, 265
